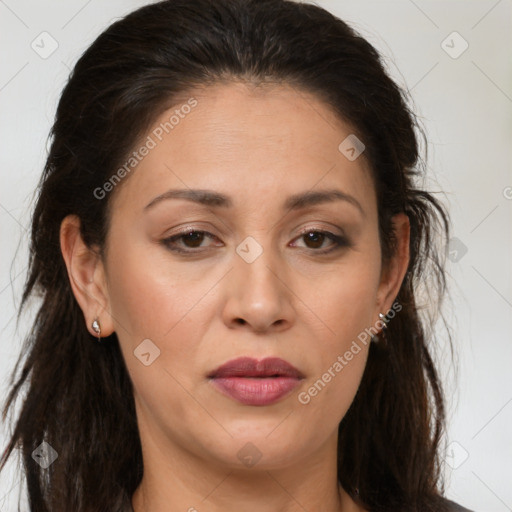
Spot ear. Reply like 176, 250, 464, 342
375, 213, 410, 318
60, 214, 115, 338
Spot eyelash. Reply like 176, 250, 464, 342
160, 228, 350, 255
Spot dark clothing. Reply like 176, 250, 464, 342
444, 497, 474, 511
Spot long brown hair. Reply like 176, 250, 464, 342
1, 1, 452, 510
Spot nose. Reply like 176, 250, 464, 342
221, 244, 295, 334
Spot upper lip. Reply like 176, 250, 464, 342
208, 357, 305, 379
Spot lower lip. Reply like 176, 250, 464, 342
210, 376, 301, 406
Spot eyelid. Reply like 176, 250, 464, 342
294, 224, 345, 238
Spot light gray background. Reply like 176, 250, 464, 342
1, 1, 511, 510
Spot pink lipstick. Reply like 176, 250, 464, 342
208, 356, 304, 406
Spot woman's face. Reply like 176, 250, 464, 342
94, 82, 408, 471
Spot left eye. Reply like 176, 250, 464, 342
161, 230, 219, 252
291, 230, 347, 252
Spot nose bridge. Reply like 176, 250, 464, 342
234, 234, 281, 298
224, 234, 293, 331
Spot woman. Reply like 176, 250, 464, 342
0, 0, 474, 511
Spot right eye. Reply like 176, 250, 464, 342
161, 229, 222, 254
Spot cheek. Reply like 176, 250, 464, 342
104, 241, 208, 341
293, 336, 369, 454
104, 242, 220, 387
295, 251, 381, 347
293, 250, 379, 400
105, 246, 211, 430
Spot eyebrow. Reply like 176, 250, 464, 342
144, 188, 365, 217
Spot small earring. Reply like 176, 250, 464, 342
378, 312, 389, 329
91, 318, 101, 342
371, 313, 389, 344
371, 312, 390, 346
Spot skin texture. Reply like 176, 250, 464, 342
60, 82, 410, 512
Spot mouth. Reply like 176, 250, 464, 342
208, 357, 304, 406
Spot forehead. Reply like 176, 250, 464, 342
108, 81, 375, 216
